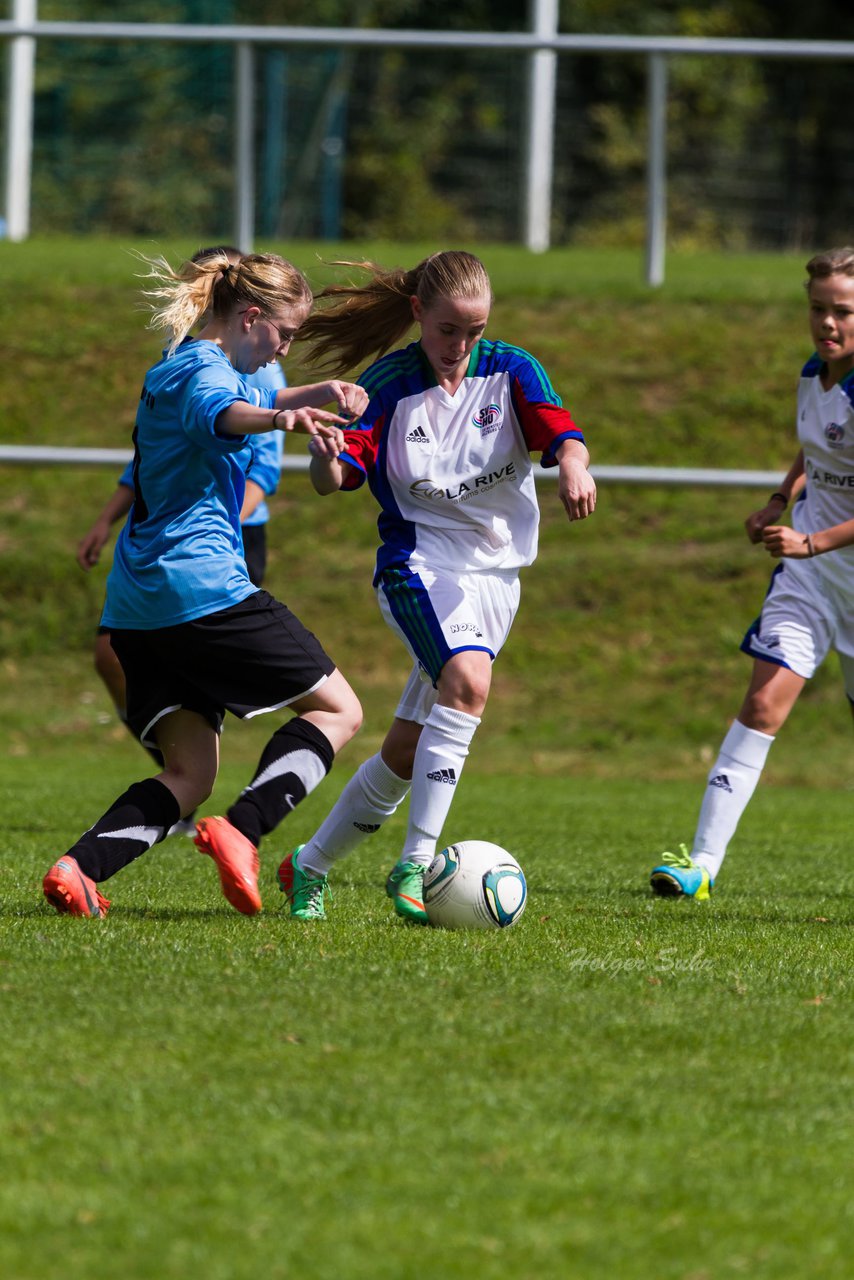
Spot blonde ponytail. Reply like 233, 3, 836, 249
299, 250, 492, 374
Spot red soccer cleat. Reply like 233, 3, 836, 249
43, 856, 111, 918
194, 816, 261, 915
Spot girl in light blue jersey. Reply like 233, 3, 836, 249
43, 250, 367, 919
76, 248, 288, 834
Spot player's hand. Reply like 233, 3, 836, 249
559, 458, 597, 522
76, 520, 111, 570
307, 429, 345, 460
277, 405, 346, 444
746, 499, 785, 544
320, 380, 368, 422
762, 525, 811, 559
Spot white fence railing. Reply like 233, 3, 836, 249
0, 445, 783, 488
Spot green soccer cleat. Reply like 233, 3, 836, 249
385, 860, 429, 924
650, 844, 713, 901
277, 846, 331, 921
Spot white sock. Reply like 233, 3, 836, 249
691, 720, 774, 880
400, 704, 480, 867
298, 754, 410, 876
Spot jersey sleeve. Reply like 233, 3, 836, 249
506, 349, 585, 467
118, 459, 134, 489
182, 360, 275, 453
244, 430, 283, 495
337, 415, 385, 490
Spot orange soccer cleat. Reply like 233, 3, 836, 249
194, 815, 261, 915
43, 856, 111, 918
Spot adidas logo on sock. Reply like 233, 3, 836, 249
709, 773, 733, 793
426, 768, 457, 785
354, 821, 381, 833
405, 425, 430, 443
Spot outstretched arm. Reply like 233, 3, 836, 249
763, 516, 854, 559
275, 380, 368, 421
556, 438, 597, 523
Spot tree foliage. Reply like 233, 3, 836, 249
24, 2, 854, 248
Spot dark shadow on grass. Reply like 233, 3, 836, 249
1, 903, 274, 922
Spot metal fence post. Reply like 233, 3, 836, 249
3, 0, 36, 241
234, 39, 255, 253
645, 51, 668, 287
524, 0, 558, 253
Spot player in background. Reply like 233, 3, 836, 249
76, 246, 288, 834
43, 250, 366, 918
650, 246, 854, 898
274, 249, 597, 921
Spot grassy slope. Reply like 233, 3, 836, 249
0, 243, 851, 1280
0, 238, 845, 786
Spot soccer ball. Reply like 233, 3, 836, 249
423, 840, 527, 930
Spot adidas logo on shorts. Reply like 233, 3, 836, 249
426, 768, 457, 785
405, 425, 430, 444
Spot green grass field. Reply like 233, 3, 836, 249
1, 756, 851, 1280
1, 240, 852, 1278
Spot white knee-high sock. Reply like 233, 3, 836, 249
401, 704, 481, 867
298, 753, 411, 876
691, 720, 774, 880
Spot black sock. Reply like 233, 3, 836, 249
68, 778, 180, 882
227, 718, 334, 847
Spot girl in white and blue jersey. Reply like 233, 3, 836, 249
273, 250, 597, 922
43, 251, 367, 919
651, 246, 854, 899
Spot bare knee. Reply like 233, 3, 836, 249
437, 667, 491, 718
737, 663, 804, 736
341, 689, 363, 744
159, 762, 215, 816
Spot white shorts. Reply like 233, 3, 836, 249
741, 558, 854, 696
377, 565, 521, 724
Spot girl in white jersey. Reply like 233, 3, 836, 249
273, 250, 597, 921
42, 251, 368, 918
651, 246, 854, 899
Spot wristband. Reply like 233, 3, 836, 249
272, 409, 286, 430
769, 491, 788, 508
805, 533, 815, 557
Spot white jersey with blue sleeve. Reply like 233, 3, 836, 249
102, 339, 279, 630
338, 339, 584, 580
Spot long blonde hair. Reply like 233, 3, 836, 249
805, 246, 854, 290
140, 251, 313, 355
297, 250, 493, 372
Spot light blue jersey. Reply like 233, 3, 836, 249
102, 339, 279, 630
115, 360, 286, 528
239, 360, 287, 528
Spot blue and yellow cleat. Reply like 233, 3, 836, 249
650, 844, 713, 900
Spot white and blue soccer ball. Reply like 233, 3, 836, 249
423, 840, 527, 930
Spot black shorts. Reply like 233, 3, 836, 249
109, 590, 336, 748
242, 523, 267, 588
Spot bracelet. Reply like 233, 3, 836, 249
769, 491, 788, 508
805, 533, 815, 557
272, 408, 285, 430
